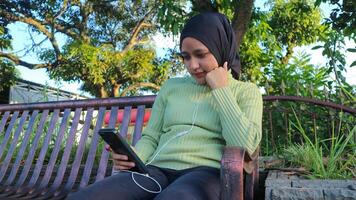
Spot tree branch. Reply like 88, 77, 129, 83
122, 9, 155, 54
53, 0, 69, 19
2, 10, 62, 59
78, 1, 93, 43
0, 52, 53, 69
52, 23, 79, 40
120, 82, 161, 97
23, 30, 48, 56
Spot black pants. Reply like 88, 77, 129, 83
66, 165, 220, 200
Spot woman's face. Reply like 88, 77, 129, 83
180, 37, 219, 85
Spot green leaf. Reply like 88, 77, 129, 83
346, 48, 356, 53
314, 0, 323, 7
350, 61, 356, 67
311, 45, 323, 50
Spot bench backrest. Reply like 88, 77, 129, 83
0, 96, 155, 192
0, 95, 354, 193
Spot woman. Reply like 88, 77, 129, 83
66, 12, 262, 200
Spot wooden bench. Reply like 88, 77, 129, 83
0, 95, 354, 200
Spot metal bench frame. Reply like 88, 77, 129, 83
1, 95, 354, 200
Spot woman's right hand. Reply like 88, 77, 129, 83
106, 145, 136, 171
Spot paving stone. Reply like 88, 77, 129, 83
265, 171, 294, 187
265, 171, 356, 200
323, 189, 356, 200
269, 188, 323, 200
292, 179, 356, 189
265, 179, 292, 187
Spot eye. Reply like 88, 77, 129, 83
196, 52, 209, 59
179, 53, 190, 61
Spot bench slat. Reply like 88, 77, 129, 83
37, 108, 71, 190
132, 105, 145, 145
0, 110, 29, 183
5, 110, 39, 185
95, 106, 119, 182
0, 111, 10, 134
0, 111, 19, 159
0, 110, 44, 196
51, 108, 82, 188
3, 110, 60, 198
79, 106, 106, 189
34, 108, 83, 199
119, 106, 132, 138
27, 109, 60, 188
15, 109, 49, 187
62, 107, 94, 193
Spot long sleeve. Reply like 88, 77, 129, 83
132, 76, 263, 170
211, 83, 263, 155
134, 83, 168, 163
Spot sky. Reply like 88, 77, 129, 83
9, 1, 355, 96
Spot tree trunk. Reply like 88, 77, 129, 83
120, 82, 160, 97
192, 0, 254, 53
281, 44, 295, 65
98, 85, 108, 98
112, 83, 121, 97
231, 0, 254, 53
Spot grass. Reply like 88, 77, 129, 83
282, 109, 355, 179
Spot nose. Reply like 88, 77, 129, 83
188, 58, 200, 71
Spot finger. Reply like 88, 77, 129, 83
116, 161, 135, 168
114, 165, 132, 171
223, 62, 228, 71
112, 153, 128, 160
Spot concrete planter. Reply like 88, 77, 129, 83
265, 170, 356, 200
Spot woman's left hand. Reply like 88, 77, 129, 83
206, 62, 228, 89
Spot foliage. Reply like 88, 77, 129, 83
0, 0, 178, 97
0, 0, 354, 100
239, 0, 323, 82
261, 96, 355, 157
0, 59, 18, 92
157, 0, 191, 36
313, 0, 355, 100
269, 0, 322, 46
239, 8, 280, 82
0, 26, 18, 91
282, 110, 355, 179
262, 52, 329, 98
312, 28, 355, 104
315, 0, 355, 40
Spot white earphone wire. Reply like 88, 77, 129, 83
120, 102, 200, 194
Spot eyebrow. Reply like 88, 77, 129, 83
180, 49, 209, 55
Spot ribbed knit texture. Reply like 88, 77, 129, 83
134, 73, 263, 170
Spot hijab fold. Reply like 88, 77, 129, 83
180, 12, 241, 79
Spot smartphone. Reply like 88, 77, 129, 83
98, 128, 149, 175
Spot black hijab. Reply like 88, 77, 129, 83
180, 12, 241, 80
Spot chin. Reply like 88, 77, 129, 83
195, 78, 206, 85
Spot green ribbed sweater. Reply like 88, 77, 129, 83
135, 74, 263, 170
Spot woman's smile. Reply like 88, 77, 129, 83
193, 72, 206, 78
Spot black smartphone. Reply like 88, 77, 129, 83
98, 128, 149, 175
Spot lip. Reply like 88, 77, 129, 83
194, 72, 205, 78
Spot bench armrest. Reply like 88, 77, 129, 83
220, 146, 259, 200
